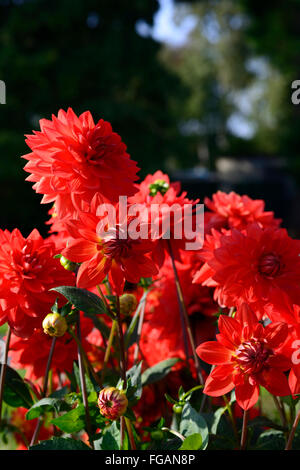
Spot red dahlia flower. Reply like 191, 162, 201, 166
129, 170, 200, 266
0, 228, 74, 337
196, 304, 291, 409
140, 253, 217, 368
23, 108, 139, 218
193, 223, 300, 317
63, 205, 158, 294
205, 191, 281, 231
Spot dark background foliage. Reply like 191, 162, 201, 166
0, 0, 299, 236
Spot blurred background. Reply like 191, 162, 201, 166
0, 0, 300, 236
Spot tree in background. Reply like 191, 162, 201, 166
0, 0, 188, 234
160, 0, 292, 171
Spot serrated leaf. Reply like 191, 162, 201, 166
211, 406, 226, 435
51, 286, 111, 317
124, 308, 140, 349
180, 403, 209, 450
249, 416, 287, 432
94, 421, 120, 450
26, 397, 70, 420
30, 437, 91, 450
126, 362, 142, 404
0, 365, 33, 408
51, 404, 86, 433
49, 386, 69, 399
142, 358, 180, 386
256, 430, 285, 450
179, 433, 202, 450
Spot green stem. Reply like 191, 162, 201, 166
285, 408, 300, 450
167, 240, 204, 386
240, 409, 248, 450
30, 337, 57, 447
125, 417, 136, 450
223, 394, 239, 444
77, 317, 94, 449
68, 328, 102, 388
0, 326, 11, 426
101, 320, 117, 383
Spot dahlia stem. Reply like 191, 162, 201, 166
30, 337, 57, 447
115, 294, 127, 450
285, 408, 300, 450
116, 295, 127, 387
76, 317, 94, 450
133, 289, 147, 364
101, 320, 117, 383
96, 284, 114, 317
0, 325, 11, 426
273, 395, 288, 429
125, 416, 136, 450
223, 394, 238, 444
167, 240, 204, 386
240, 410, 248, 450
68, 328, 102, 388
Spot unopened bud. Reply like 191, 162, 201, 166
42, 312, 68, 337
98, 387, 128, 420
149, 179, 170, 197
60, 256, 78, 272
119, 293, 138, 316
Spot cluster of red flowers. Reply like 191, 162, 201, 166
2, 107, 300, 448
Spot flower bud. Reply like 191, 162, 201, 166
98, 387, 128, 420
42, 312, 68, 337
60, 255, 78, 272
149, 179, 170, 197
119, 293, 138, 316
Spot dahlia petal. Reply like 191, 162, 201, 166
267, 354, 291, 371
289, 369, 300, 395
264, 322, 288, 348
259, 369, 291, 397
108, 261, 125, 296
235, 303, 258, 336
63, 239, 97, 263
76, 255, 108, 289
235, 381, 259, 410
196, 341, 232, 365
203, 365, 235, 397
218, 315, 242, 345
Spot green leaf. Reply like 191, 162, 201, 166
124, 307, 140, 349
180, 403, 209, 450
256, 430, 285, 450
94, 422, 120, 450
142, 358, 180, 386
249, 416, 287, 432
179, 433, 203, 450
211, 406, 227, 435
125, 362, 142, 404
51, 404, 86, 433
29, 437, 91, 450
49, 386, 69, 399
26, 397, 69, 420
0, 365, 33, 408
51, 286, 111, 317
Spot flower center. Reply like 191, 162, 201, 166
103, 238, 132, 260
10, 241, 42, 279
258, 252, 281, 278
235, 340, 270, 374
83, 127, 117, 165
